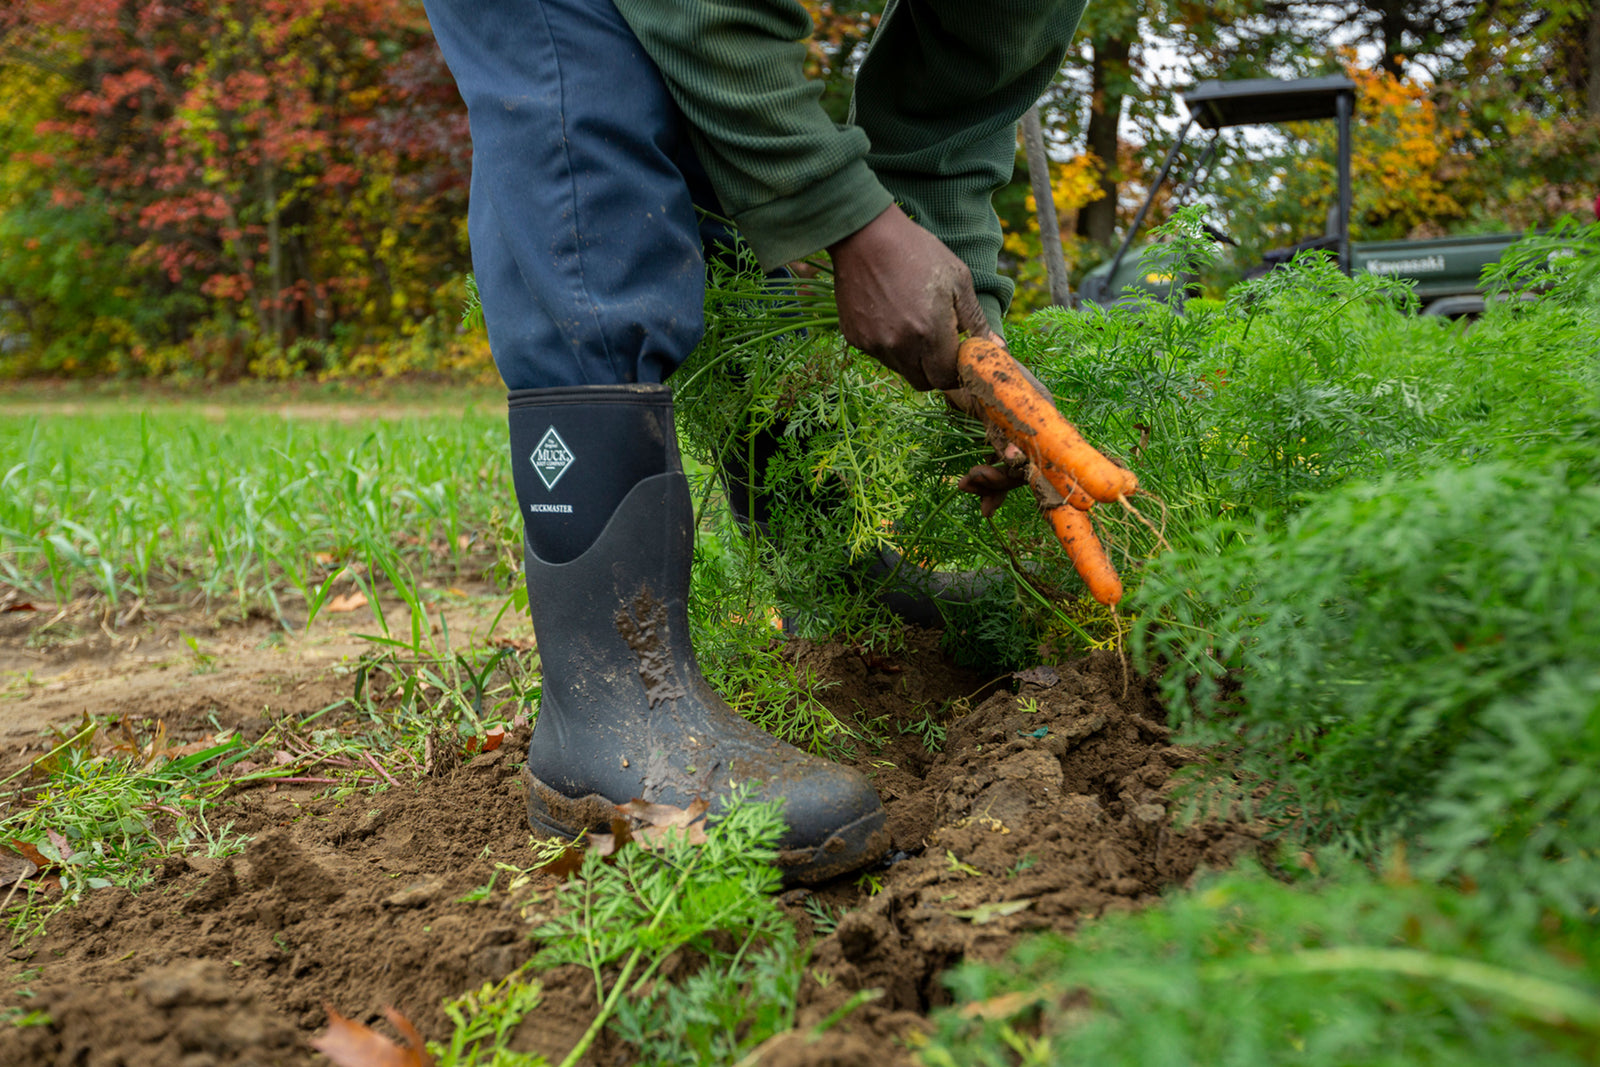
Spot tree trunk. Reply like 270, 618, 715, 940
1020, 107, 1074, 309
1377, 2, 1407, 77
1588, 0, 1600, 118
264, 162, 283, 349
1076, 35, 1130, 250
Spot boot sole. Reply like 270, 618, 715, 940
521, 765, 889, 886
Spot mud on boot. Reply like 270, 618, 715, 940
508, 384, 888, 884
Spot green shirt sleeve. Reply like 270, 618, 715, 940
853, 0, 1088, 331
612, 0, 1087, 330
610, 0, 896, 269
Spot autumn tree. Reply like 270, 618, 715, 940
0, 0, 469, 376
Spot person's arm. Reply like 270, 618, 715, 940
610, 0, 895, 269
852, 0, 1088, 333
612, 0, 1084, 389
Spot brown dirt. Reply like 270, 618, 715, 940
0, 614, 1256, 1066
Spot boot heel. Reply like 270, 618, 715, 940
521, 765, 618, 839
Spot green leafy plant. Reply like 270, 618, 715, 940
434, 971, 549, 1067
927, 861, 1600, 1067
1131, 223, 1600, 918
528, 790, 804, 1067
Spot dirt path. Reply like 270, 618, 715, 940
0, 584, 519, 751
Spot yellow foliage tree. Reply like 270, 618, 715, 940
1215, 58, 1465, 255
1002, 152, 1106, 315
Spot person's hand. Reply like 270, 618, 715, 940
829, 205, 994, 391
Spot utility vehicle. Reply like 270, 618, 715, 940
1078, 75, 1522, 316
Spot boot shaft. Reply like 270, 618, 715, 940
508, 383, 680, 565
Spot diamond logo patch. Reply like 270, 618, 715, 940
530, 426, 575, 490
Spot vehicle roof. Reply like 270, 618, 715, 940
1183, 75, 1358, 129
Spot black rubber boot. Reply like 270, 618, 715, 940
508, 385, 888, 884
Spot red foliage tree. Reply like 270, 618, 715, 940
1, 0, 469, 371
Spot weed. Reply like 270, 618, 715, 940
433, 970, 548, 1067
181, 633, 217, 674
803, 896, 838, 936
945, 852, 984, 878
525, 789, 803, 1067
1006, 855, 1037, 878
0, 722, 250, 940
900, 707, 947, 752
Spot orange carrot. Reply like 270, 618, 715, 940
1044, 503, 1123, 607
957, 337, 1136, 504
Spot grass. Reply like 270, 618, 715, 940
0, 408, 516, 622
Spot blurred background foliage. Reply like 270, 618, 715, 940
0, 0, 1597, 377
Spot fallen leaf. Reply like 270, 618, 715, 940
462, 727, 505, 757
326, 592, 369, 614
1, 601, 37, 613
587, 814, 635, 858
314, 552, 337, 566
0, 845, 38, 889
960, 986, 1054, 1020
45, 829, 73, 862
490, 636, 536, 652
616, 797, 710, 849
165, 735, 221, 759
10, 840, 49, 870
313, 1006, 433, 1067
555, 797, 712, 869
534, 845, 586, 881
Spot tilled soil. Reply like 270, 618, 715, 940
0, 628, 1256, 1066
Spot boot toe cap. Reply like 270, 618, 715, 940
764, 762, 889, 884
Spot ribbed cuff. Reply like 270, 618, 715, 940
507, 383, 672, 408
978, 293, 1005, 337
733, 160, 896, 271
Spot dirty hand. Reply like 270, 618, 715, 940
829, 205, 994, 392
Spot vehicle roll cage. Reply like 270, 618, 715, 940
1087, 75, 1357, 301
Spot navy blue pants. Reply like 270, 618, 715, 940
426, 0, 720, 390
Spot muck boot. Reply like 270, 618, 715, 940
719, 419, 1008, 630
509, 384, 889, 884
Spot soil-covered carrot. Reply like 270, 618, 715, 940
1044, 502, 1123, 607
957, 337, 1137, 504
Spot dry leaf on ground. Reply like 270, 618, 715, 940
0, 844, 38, 889
45, 829, 74, 862
326, 591, 369, 613
536, 797, 713, 879
313, 1005, 433, 1067
464, 727, 505, 756
619, 797, 710, 848
590, 797, 709, 855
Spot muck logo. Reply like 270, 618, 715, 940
530, 427, 575, 490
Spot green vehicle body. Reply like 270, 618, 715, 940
1078, 76, 1521, 317
1087, 230, 1522, 316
